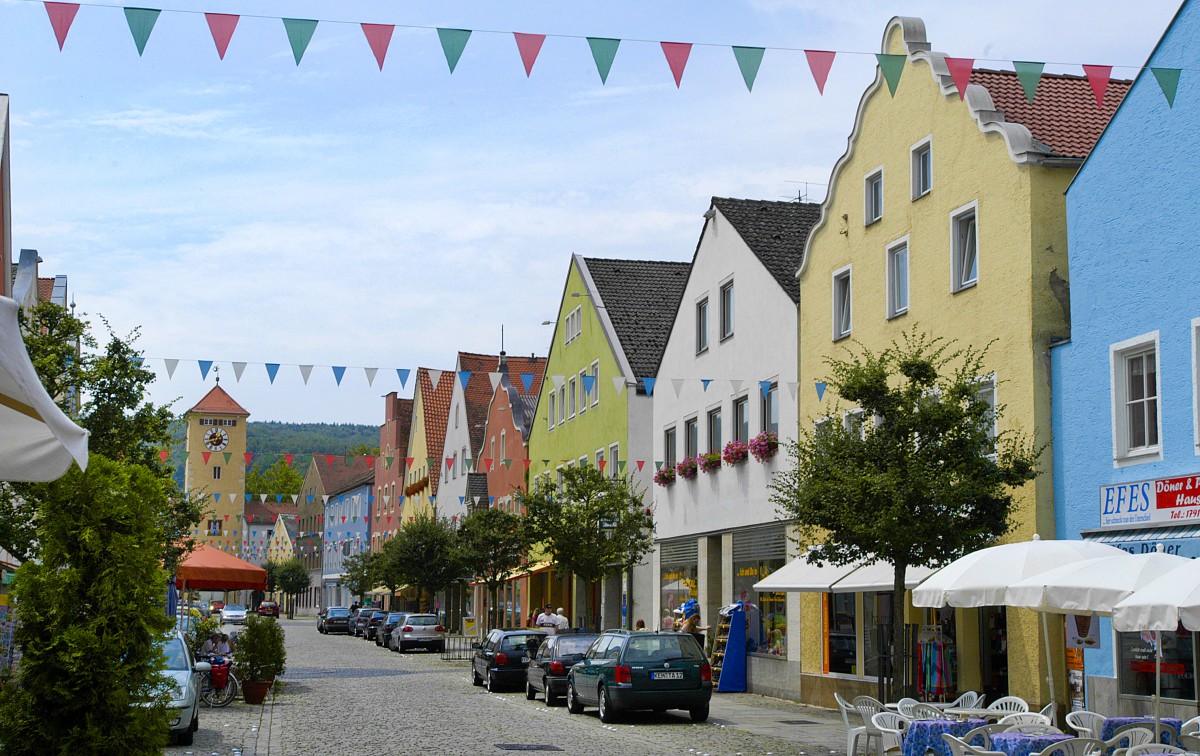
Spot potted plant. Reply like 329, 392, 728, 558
653, 465, 676, 487
749, 431, 779, 463
698, 451, 722, 474
722, 439, 749, 466
234, 614, 286, 705
675, 456, 698, 480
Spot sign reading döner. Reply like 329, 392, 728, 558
1100, 473, 1200, 527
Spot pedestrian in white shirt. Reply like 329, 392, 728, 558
535, 603, 555, 631
554, 608, 570, 632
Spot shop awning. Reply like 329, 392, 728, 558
1082, 524, 1200, 544
753, 556, 935, 593
368, 585, 409, 596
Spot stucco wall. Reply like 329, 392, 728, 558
405, 379, 434, 520
440, 379, 474, 521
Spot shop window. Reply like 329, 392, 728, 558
863, 591, 893, 678
828, 592, 856, 674
1118, 628, 1198, 701
733, 557, 787, 657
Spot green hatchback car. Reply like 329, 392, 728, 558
565, 630, 712, 723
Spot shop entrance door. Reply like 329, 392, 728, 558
980, 606, 1009, 701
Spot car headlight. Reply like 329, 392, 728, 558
171, 683, 187, 702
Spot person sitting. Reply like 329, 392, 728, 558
215, 633, 234, 656
198, 631, 220, 657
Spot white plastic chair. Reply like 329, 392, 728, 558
998, 712, 1052, 727
834, 691, 868, 756
1039, 701, 1058, 725
1107, 726, 1155, 755
1003, 723, 1061, 735
895, 697, 920, 718
1177, 733, 1200, 750
942, 690, 982, 710
1113, 722, 1177, 749
1127, 745, 1185, 755
854, 695, 888, 756
872, 711, 910, 755
941, 733, 1004, 756
912, 703, 945, 720
1064, 710, 1107, 739
1182, 715, 1200, 736
986, 695, 1029, 714
962, 723, 1008, 749
1032, 738, 1103, 756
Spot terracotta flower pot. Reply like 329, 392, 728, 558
242, 679, 274, 705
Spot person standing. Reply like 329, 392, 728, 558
554, 608, 570, 633
535, 604, 555, 630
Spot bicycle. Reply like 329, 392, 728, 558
198, 655, 240, 707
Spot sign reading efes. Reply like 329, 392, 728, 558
1100, 473, 1200, 527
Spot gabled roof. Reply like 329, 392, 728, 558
971, 69, 1132, 159
244, 499, 298, 524
188, 384, 250, 416
709, 198, 822, 302
581, 258, 691, 380
310, 455, 374, 498
36, 277, 53, 302
415, 366, 455, 494
467, 472, 489, 503
459, 352, 522, 457
328, 465, 374, 497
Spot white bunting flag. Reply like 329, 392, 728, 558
299, 364, 314, 384
612, 376, 626, 396
232, 361, 247, 382
428, 369, 443, 389
164, 358, 179, 379
552, 374, 565, 389
671, 378, 686, 397
364, 367, 378, 386
787, 381, 800, 399
729, 379, 744, 393
489, 372, 503, 390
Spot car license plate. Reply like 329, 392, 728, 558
652, 671, 684, 680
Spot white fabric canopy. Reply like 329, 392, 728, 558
1005, 550, 1190, 615
754, 557, 935, 593
0, 295, 88, 481
1112, 559, 1200, 632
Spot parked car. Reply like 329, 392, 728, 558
319, 607, 352, 634
219, 604, 248, 625
525, 633, 600, 705
206, 600, 225, 617
566, 631, 712, 723
377, 612, 407, 648
257, 601, 280, 618
155, 630, 211, 745
392, 613, 446, 653
364, 610, 387, 641
351, 607, 376, 637
471, 629, 547, 692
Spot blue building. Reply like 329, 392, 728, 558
1053, 0, 1200, 718
322, 471, 374, 608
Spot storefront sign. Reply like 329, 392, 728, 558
1100, 473, 1200, 527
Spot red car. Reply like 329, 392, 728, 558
257, 601, 280, 618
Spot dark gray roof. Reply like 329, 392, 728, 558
516, 393, 538, 441
582, 258, 691, 381
709, 198, 822, 303
467, 472, 489, 503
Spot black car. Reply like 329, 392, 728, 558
525, 633, 599, 705
320, 607, 352, 634
351, 607, 376, 637
566, 631, 712, 723
377, 612, 407, 648
471, 629, 547, 693
364, 610, 387, 641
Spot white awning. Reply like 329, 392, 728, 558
831, 560, 937, 593
754, 557, 936, 593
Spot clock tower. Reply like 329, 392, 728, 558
184, 381, 250, 552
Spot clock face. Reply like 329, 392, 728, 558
203, 426, 230, 452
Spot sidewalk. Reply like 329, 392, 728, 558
709, 692, 847, 754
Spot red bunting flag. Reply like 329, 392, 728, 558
446, 458, 454, 471
201, 451, 212, 464
598, 460, 607, 472
244, 452, 254, 466
361, 23, 394, 70
944, 57, 974, 101
386, 516, 392, 523
223, 514, 230, 521
205, 13, 239, 60
364, 516, 370, 523
636, 460, 646, 472
44, 3, 79, 51
159, 449, 170, 462
804, 49, 835, 94
284, 454, 294, 466
1082, 64, 1113, 108
366, 455, 376, 469
324, 454, 334, 467
513, 32, 546, 77
523, 459, 531, 469
661, 42, 692, 88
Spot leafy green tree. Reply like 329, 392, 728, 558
346, 442, 380, 457
770, 332, 1040, 696
456, 507, 529, 632
274, 558, 311, 619
375, 541, 407, 609
340, 552, 377, 603
389, 510, 461, 610
262, 559, 280, 593
245, 458, 304, 496
0, 457, 175, 754
519, 466, 654, 627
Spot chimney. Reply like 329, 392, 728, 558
497, 349, 507, 372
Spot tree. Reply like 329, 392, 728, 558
0, 457, 175, 754
245, 458, 303, 496
262, 559, 280, 593
389, 510, 461, 610
519, 466, 654, 627
374, 542, 407, 609
341, 552, 377, 603
769, 331, 1039, 696
275, 558, 311, 619
456, 507, 529, 632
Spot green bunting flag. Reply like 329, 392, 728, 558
876, 54, 905, 96
587, 37, 620, 84
223, 452, 232, 464
1152, 67, 1181, 107
283, 18, 318, 66
732, 46, 765, 92
124, 7, 160, 57
438, 28, 471, 73
1013, 61, 1045, 103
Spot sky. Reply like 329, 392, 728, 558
0, 0, 1183, 425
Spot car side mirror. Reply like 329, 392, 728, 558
471, 642, 481, 650
194, 661, 212, 673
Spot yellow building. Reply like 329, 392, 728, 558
793, 17, 1127, 707
183, 384, 249, 553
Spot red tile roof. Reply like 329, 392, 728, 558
311, 455, 374, 497
188, 385, 250, 416
416, 366, 456, 495
243, 498, 298, 524
971, 68, 1131, 159
36, 277, 53, 303
458, 352, 547, 457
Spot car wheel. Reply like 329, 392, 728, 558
598, 685, 619, 723
689, 703, 710, 723
566, 680, 583, 714
485, 671, 498, 693
472, 667, 483, 687
526, 680, 537, 700
176, 727, 193, 746
544, 677, 558, 707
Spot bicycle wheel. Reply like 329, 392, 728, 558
210, 674, 238, 707
197, 671, 215, 706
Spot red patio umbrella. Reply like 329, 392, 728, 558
175, 544, 267, 591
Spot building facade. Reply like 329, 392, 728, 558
372, 392, 412, 552
323, 473, 373, 608
296, 455, 373, 613
182, 384, 249, 554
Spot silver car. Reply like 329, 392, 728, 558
220, 604, 248, 625
392, 613, 445, 652
157, 631, 211, 745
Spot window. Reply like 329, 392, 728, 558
577, 370, 587, 414
828, 592, 856, 674
212, 466, 222, 480
733, 397, 749, 443
720, 281, 734, 340
489, 438, 495, 463
911, 138, 932, 199
762, 383, 779, 435
455, 404, 460, 428
1113, 336, 1161, 461
951, 204, 978, 291
696, 298, 709, 353
833, 266, 852, 340
590, 361, 600, 407
1119, 630, 1197, 701
865, 169, 883, 224
684, 418, 699, 458
609, 444, 620, 478
500, 430, 506, 460
462, 447, 468, 474
844, 409, 867, 439
564, 306, 582, 344
559, 385, 566, 423
664, 427, 677, 467
548, 392, 556, 429
887, 239, 909, 319
451, 453, 458, 479
568, 377, 577, 418
708, 408, 723, 453
975, 377, 998, 457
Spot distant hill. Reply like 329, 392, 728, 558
168, 421, 379, 489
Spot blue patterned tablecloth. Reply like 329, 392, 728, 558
989, 732, 1071, 756
1099, 716, 1182, 743
901, 718, 986, 756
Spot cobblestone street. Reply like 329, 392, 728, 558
167, 619, 846, 755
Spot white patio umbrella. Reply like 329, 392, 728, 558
0, 294, 89, 481
1112, 559, 1200, 632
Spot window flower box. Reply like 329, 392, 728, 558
698, 452, 722, 474
749, 432, 779, 463
675, 456, 698, 480
653, 465, 676, 487
723, 440, 749, 466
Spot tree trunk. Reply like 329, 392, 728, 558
891, 560, 907, 701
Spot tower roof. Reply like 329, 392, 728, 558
187, 385, 250, 416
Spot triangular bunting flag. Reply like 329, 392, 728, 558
513, 32, 546, 77
876, 53, 906, 96
181, 451, 189, 461
636, 460, 646, 472
364, 367, 378, 386
760, 380, 772, 398
944, 57, 974, 100
223, 452, 232, 465
164, 358, 179, 379
671, 378, 685, 397
324, 454, 334, 467
489, 372, 502, 390
429, 369, 443, 388
299, 364, 313, 384
244, 452, 253, 466
158, 449, 169, 462
291, 494, 298, 503
598, 460, 607, 472
1013, 61, 1045, 103
729, 380, 744, 393
232, 361, 246, 381
214, 494, 221, 503
406, 457, 414, 467
266, 363, 280, 383
307, 495, 314, 504
284, 454, 294, 466
396, 368, 411, 388
581, 374, 596, 396
661, 42, 692, 88
446, 458, 454, 471
804, 50, 836, 94
523, 459, 531, 470
459, 496, 465, 506
205, 13, 239, 60
123, 7, 159, 56
732, 46, 765, 92
332, 366, 346, 385
427, 456, 437, 470
361, 23, 394, 71
202, 452, 212, 464
1082, 64, 1112, 108
587, 37, 619, 84
641, 377, 656, 396
815, 381, 827, 401
44, 2, 79, 51
612, 376, 626, 396
617, 460, 627, 472
199, 360, 213, 379
787, 381, 799, 399
1152, 67, 1181, 108
245, 494, 251, 503
552, 374, 565, 389
701, 379, 712, 392
437, 28, 471, 73
366, 455, 376, 469
520, 373, 535, 393
655, 461, 663, 471
282, 18, 317, 66
503, 458, 513, 469
459, 371, 472, 389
